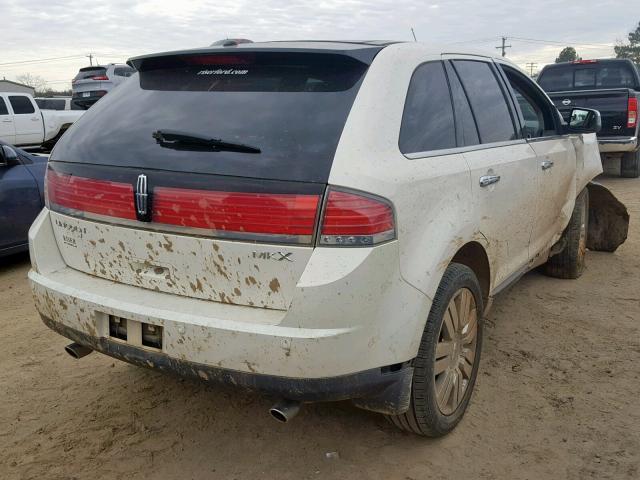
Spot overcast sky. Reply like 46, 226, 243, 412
1, 0, 636, 90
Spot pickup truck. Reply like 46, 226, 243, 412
28, 42, 629, 437
0, 92, 84, 150
537, 59, 640, 177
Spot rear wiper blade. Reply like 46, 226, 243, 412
152, 129, 261, 154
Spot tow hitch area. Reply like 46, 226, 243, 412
586, 182, 630, 252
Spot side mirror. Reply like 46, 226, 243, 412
0, 145, 19, 167
566, 108, 602, 134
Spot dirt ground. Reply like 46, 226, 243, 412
1, 174, 639, 480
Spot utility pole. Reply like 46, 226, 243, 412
87, 53, 94, 66
495, 36, 512, 57
526, 62, 538, 76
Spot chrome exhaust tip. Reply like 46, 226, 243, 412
64, 342, 93, 359
269, 399, 301, 423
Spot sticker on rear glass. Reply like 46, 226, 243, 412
197, 69, 249, 75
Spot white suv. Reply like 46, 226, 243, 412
71, 63, 135, 109
29, 41, 626, 436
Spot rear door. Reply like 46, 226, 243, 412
8, 95, 43, 146
46, 49, 376, 310
0, 97, 16, 144
498, 63, 576, 261
0, 147, 43, 250
446, 57, 539, 287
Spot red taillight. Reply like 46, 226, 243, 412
572, 59, 597, 64
152, 187, 320, 242
91, 75, 109, 80
46, 171, 136, 220
319, 189, 395, 246
628, 97, 638, 128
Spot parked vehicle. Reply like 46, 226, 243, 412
537, 59, 640, 177
0, 141, 46, 256
28, 42, 628, 436
0, 93, 84, 149
35, 97, 83, 111
72, 63, 135, 109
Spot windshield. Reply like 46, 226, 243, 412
538, 62, 637, 92
52, 52, 370, 183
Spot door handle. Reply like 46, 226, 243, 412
479, 175, 501, 187
31, 118, 40, 122
541, 160, 554, 170
1, 119, 12, 123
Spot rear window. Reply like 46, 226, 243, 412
52, 52, 372, 183
539, 62, 637, 91
74, 67, 107, 81
36, 98, 65, 110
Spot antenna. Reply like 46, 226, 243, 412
411, 28, 417, 42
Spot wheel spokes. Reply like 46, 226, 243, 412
434, 287, 480, 416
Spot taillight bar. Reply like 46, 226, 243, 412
152, 186, 320, 243
319, 189, 395, 246
46, 171, 397, 247
628, 97, 638, 128
91, 75, 109, 80
46, 170, 136, 220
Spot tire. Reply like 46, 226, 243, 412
544, 188, 589, 279
621, 150, 640, 178
387, 263, 483, 436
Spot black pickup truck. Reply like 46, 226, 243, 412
537, 59, 640, 177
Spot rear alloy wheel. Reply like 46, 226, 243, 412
387, 263, 483, 436
434, 288, 478, 415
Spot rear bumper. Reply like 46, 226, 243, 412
28, 208, 428, 406
40, 315, 412, 413
598, 136, 638, 153
72, 91, 107, 107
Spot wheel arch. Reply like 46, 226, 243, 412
449, 241, 491, 308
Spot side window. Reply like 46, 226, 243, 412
444, 62, 480, 147
9, 96, 36, 115
399, 61, 456, 154
0, 98, 8, 115
452, 60, 517, 144
502, 66, 557, 138
114, 67, 135, 77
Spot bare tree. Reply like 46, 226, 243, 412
15, 73, 48, 93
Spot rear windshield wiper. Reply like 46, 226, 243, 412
152, 129, 261, 154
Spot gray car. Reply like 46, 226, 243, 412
72, 63, 135, 109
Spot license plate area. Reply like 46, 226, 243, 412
82, 91, 90, 97
107, 315, 163, 351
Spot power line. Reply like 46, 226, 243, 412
496, 36, 512, 57
507, 36, 614, 48
0, 54, 86, 67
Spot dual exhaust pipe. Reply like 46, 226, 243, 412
64, 343, 302, 422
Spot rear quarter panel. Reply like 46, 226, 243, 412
329, 44, 483, 306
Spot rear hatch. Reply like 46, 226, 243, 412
47, 47, 379, 310
538, 61, 638, 137
72, 66, 111, 95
